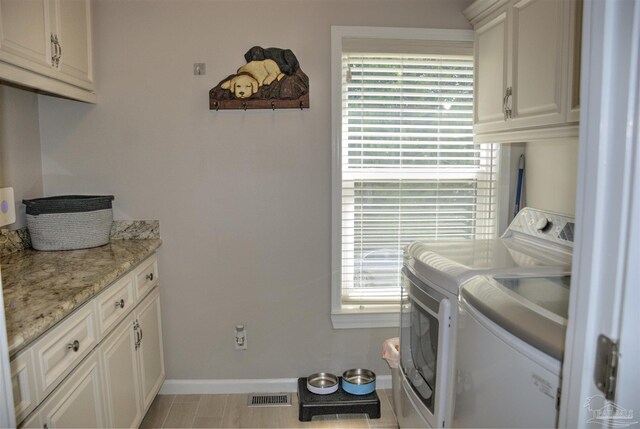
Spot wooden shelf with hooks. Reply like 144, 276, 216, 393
210, 94, 309, 111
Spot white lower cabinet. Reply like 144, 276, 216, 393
22, 351, 107, 429
136, 287, 165, 411
99, 287, 164, 428
99, 314, 142, 429
16, 254, 164, 428
10, 349, 38, 423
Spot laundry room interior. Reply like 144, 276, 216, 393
0, 0, 637, 428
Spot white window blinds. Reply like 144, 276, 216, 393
340, 52, 498, 308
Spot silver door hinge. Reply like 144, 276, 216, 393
594, 334, 618, 400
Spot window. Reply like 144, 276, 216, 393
331, 27, 500, 328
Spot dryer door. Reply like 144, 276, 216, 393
400, 268, 452, 428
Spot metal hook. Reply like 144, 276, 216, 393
271, 101, 276, 111
242, 102, 247, 111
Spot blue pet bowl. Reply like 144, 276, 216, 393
341, 369, 376, 395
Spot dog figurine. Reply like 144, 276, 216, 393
221, 59, 285, 98
220, 73, 258, 99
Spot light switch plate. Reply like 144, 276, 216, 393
0, 187, 16, 227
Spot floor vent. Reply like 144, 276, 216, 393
247, 393, 292, 407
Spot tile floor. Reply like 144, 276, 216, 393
139, 390, 398, 429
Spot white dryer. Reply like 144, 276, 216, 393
454, 273, 571, 428
398, 208, 574, 429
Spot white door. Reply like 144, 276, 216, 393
473, 6, 510, 134
136, 288, 165, 411
509, 0, 566, 129
49, 0, 93, 89
560, 0, 640, 426
100, 313, 143, 429
0, 0, 53, 73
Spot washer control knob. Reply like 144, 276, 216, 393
536, 217, 550, 231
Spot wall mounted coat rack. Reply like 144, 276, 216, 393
209, 46, 310, 111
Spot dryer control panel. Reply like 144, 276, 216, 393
503, 208, 575, 247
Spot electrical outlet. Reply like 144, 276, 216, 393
235, 324, 247, 350
0, 187, 16, 227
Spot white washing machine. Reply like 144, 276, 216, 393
454, 273, 570, 428
398, 208, 574, 429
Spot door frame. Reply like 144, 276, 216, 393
0, 267, 16, 427
560, 0, 640, 426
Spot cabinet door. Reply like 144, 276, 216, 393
473, 6, 510, 134
566, 0, 582, 122
20, 407, 42, 429
39, 351, 107, 428
100, 314, 143, 429
509, 0, 566, 128
0, 0, 53, 72
49, 0, 93, 89
136, 287, 165, 411
10, 349, 38, 425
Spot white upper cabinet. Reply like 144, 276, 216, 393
474, 6, 509, 132
50, 0, 93, 89
0, 0, 94, 102
465, 0, 582, 142
0, 0, 52, 73
510, 0, 566, 128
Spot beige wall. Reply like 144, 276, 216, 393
37, 0, 472, 379
524, 139, 579, 216
0, 85, 44, 229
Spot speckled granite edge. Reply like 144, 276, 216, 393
2, 239, 162, 357
110, 220, 160, 240
0, 220, 159, 255
0, 229, 31, 257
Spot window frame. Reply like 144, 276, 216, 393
331, 26, 483, 329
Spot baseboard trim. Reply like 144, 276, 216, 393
160, 375, 392, 395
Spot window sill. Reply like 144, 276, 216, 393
331, 308, 400, 329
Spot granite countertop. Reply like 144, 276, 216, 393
1, 222, 161, 357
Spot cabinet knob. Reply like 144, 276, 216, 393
146, 272, 154, 281
115, 298, 125, 308
67, 340, 80, 352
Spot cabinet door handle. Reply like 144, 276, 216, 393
67, 340, 80, 352
146, 272, 154, 281
50, 34, 57, 66
138, 325, 144, 347
54, 35, 61, 67
133, 320, 140, 349
115, 298, 125, 309
57, 37, 62, 65
503, 87, 513, 120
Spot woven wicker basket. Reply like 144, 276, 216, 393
23, 195, 114, 251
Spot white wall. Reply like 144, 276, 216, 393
37, 0, 473, 380
0, 85, 44, 229
524, 139, 579, 216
